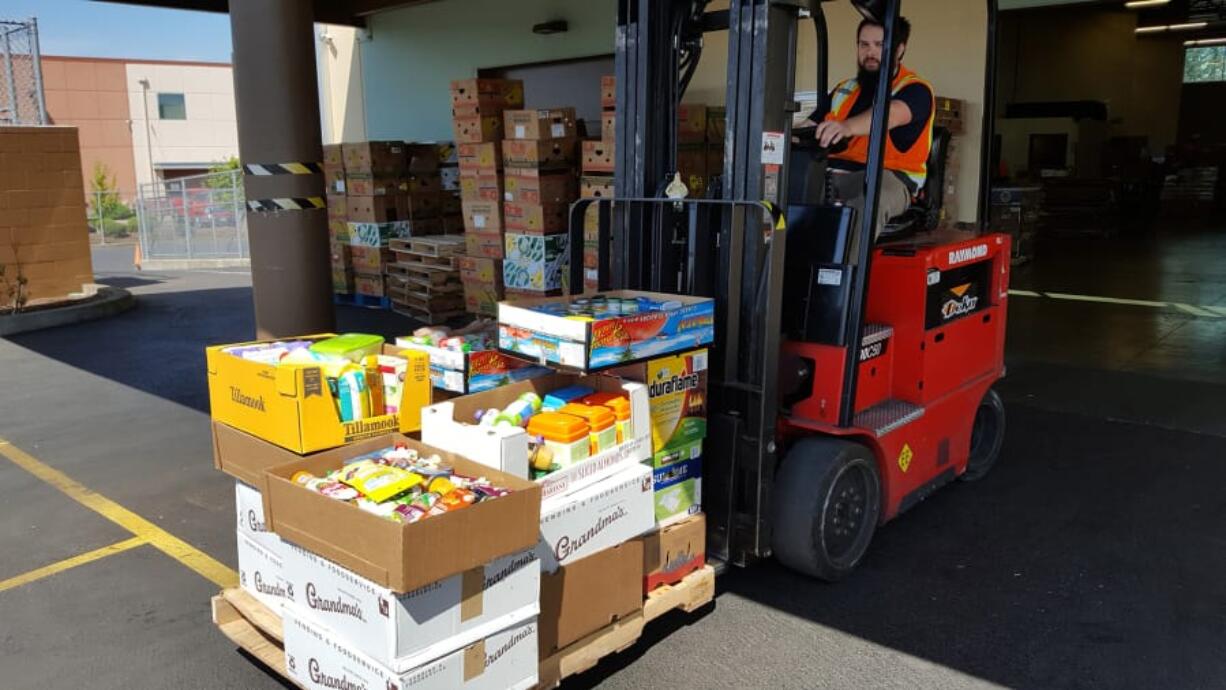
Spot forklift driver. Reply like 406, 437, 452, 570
812, 16, 935, 240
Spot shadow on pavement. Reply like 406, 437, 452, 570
95, 275, 166, 289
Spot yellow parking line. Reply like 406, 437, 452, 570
0, 536, 147, 594
0, 437, 238, 589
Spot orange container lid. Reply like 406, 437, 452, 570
527, 412, 590, 443
559, 403, 615, 431
583, 392, 631, 421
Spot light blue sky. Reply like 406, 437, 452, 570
3, 0, 232, 63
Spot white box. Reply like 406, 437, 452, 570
282, 542, 540, 672
236, 530, 290, 612
235, 480, 282, 553
284, 607, 538, 690
537, 463, 655, 571
421, 380, 651, 500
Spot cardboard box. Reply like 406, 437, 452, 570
502, 139, 578, 170
706, 106, 726, 141
504, 108, 578, 140
677, 144, 707, 196
396, 338, 551, 395
327, 195, 348, 222
609, 349, 709, 455
581, 140, 615, 173
345, 172, 400, 197
465, 231, 505, 260
403, 173, 441, 195
323, 144, 344, 168
581, 175, 615, 199
324, 167, 346, 195
399, 192, 442, 220
651, 442, 702, 526
347, 221, 410, 248
503, 233, 569, 292
349, 245, 394, 273
504, 170, 577, 205
237, 530, 289, 613
206, 339, 430, 456
441, 166, 461, 192
601, 113, 616, 141
504, 202, 569, 234
347, 195, 400, 223
354, 273, 386, 298
282, 541, 539, 672
537, 463, 655, 571
236, 480, 282, 554
539, 540, 642, 657
677, 104, 707, 144
329, 219, 351, 243
600, 75, 616, 109
343, 141, 405, 174
331, 267, 354, 295
441, 194, 463, 217
262, 433, 542, 592
403, 143, 441, 173
453, 116, 504, 145
642, 514, 705, 592
421, 373, 650, 497
328, 241, 351, 269
458, 142, 502, 173
450, 78, 525, 111
498, 291, 715, 371
458, 255, 501, 284
461, 174, 504, 203
283, 607, 538, 690
463, 200, 502, 232
464, 280, 505, 316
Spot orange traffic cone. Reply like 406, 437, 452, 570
133, 242, 142, 271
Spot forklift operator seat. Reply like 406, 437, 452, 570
879, 125, 952, 240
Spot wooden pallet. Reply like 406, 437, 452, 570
389, 251, 460, 269
211, 589, 287, 678
535, 565, 715, 689
389, 235, 466, 257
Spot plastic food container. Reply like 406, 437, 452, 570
559, 403, 618, 454
542, 385, 595, 411
527, 412, 591, 468
309, 333, 385, 362
583, 392, 633, 445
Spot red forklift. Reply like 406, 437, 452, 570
570, 0, 1007, 580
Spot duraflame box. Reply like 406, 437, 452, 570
677, 103, 708, 144
539, 540, 642, 658
205, 338, 430, 456
451, 78, 525, 111
651, 442, 702, 526
503, 233, 569, 292
236, 480, 282, 554
343, 141, 405, 174
459, 142, 502, 174
396, 338, 551, 396
237, 530, 289, 613
347, 195, 399, 223
347, 221, 410, 248
453, 116, 504, 145
601, 112, 616, 141
463, 200, 502, 233
355, 273, 386, 298
536, 462, 655, 571
421, 373, 650, 496
642, 514, 705, 592
262, 432, 541, 592
504, 170, 576, 205
464, 280, 504, 316
581, 140, 615, 173
465, 231, 505, 260
504, 108, 578, 140
283, 607, 538, 690
461, 174, 504, 203
345, 172, 400, 197
502, 139, 577, 170
609, 349, 709, 455
323, 144, 344, 168
498, 292, 715, 372
350, 245, 394, 273
282, 541, 539, 672
504, 202, 568, 234
600, 75, 616, 109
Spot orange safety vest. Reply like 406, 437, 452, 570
824, 64, 935, 191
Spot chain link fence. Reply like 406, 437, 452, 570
136, 170, 249, 261
0, 18, 46, 126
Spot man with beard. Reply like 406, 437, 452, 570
813, 16, 934, 242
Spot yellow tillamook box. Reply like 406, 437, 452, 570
206, 334, 431, 454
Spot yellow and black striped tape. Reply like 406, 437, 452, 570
246, 197, 326, 212
243, 162, 323, 176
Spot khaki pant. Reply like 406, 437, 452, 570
829, 170, 912, 258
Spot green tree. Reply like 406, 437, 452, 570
89, 162, 132, 220
205, 156, 242, 203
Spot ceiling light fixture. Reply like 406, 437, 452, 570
1185, 37, 1226, 45
1169, 22, 1208, 31
1135, 25, 1168, 33
1124, 0, 1170, 8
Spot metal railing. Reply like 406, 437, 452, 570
0, 18, 46, 126
135, 170, 249, 260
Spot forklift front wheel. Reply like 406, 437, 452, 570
771, 438, 881, 581
960, 388, 1006, 482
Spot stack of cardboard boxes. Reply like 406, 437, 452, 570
323, 145, 355, 297
934, 95, 964, 229
578, 76, 618, 291
451, 78, 524, 316
437, 142, 463, 234
502, 107, 579, 298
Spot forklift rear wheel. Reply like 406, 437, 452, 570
771, 438, 881, 581
961, 388, 1006, 482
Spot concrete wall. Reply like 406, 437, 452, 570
124, 61, 239, 187
361, 0, 617, 141
316, 24, 368, 144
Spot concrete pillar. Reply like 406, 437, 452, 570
229, 0, 334, 338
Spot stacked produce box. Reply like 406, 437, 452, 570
578, 76, 618, 291
437, 142, 463, 234
935, 95, 964, 228
451, 78, 524, 316
502, 107, 579, 299
323, 145, 353, 297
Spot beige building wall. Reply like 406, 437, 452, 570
316, 24, 368, 145
124, 61, 239, 188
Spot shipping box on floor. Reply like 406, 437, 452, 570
205, 337, 430, 455
536, 462, 654, 571
283, 607, 539, 690
282, 541, 539, 672
538, 539, 642, 657
642, 514, 705, 592
262, 433, 542, 592
465, 231, 505, 260
464, 278, 505, 315
354, 273, 386, 298
420, 373, 650, 497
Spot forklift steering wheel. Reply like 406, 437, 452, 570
792, 125, 850, 156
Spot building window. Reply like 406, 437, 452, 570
1184, 46, 1226, 83
158, 93, 186, 120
